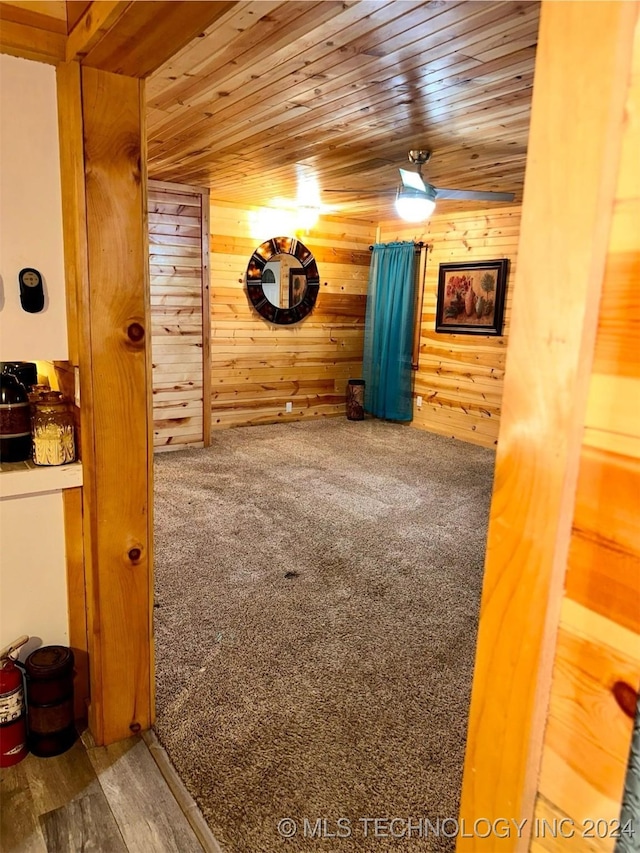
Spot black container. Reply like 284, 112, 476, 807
25, 646, 76, 758
1, 362, 38, 391
346, 379, 365, 421
0, 373, 32, 462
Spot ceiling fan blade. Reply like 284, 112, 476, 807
434, 187, 515, 202
399, 168, 426, 191
322, 188, 395, 195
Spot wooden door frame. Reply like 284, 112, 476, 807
457, 2, 638, 850
28, 0, 638, 832
148, 179, 212, 450
47, 0, 237, 744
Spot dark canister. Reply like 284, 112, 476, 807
346, 378, 365, 421
1, 362, 38, 391
25, 646, 76, 757
0, 372, 32, 462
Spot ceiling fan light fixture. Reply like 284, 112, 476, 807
297, 204, 320, 231
395, 185, 436, 222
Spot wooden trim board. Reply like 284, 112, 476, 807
142, 730, 223, 853
457, 3, 639, 850
200, 188, 212, 446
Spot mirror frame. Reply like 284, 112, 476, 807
246, 236, 320, 325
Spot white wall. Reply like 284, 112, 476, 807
0, 54, 67, 360
0, 56, 70, 660
0, 493, 69, 659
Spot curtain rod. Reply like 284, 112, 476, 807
368, 241, 425, 251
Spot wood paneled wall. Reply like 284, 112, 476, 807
149, 179, 211, 450
379, 205, 521, 447
209, 203, 375, 429
532, 14, 640, 849
456, 3, 639, 848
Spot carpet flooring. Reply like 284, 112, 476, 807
153, 418, 495, 853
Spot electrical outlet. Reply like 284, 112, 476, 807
416, 395, 423, 408
285, 402, 293, 413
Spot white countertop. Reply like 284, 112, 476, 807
0, 459, 83, 499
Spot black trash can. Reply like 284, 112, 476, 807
25, 646, 76, 757
346, 379, 365, 421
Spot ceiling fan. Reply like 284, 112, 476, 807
323, 150, 515, 222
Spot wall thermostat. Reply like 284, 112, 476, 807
18, 268, 45, 313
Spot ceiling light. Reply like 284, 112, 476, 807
297, 204, 320, 231
395, 185, 436, 222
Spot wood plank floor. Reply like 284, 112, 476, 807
0, 729, 221, 852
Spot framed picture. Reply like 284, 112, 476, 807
435, 259, 509, 335
289, 268, 307, 307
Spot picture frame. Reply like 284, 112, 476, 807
435, 259, 509, 336
289, 268, 307, 307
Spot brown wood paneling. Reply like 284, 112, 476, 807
540, 626, 638, 809
379, 206, 520, 447
534, 13, 640, 847
456, 2, 639, 850
534, 602, 640, 852
208, 202, 374, 429
592, 251, 640, 378
149, 180, 209, 450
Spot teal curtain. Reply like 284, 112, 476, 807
362, 241, 416, 421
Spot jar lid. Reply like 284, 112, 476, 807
34, 391, 68, 411
25, 645, 74, 678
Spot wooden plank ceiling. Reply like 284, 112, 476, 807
146, 0, 540, 223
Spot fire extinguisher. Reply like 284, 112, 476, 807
0, 635, 29, 767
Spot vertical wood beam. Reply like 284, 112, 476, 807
201, 189, 212, 446
82, 65, 153, 744
57, 61, 153, 744
457, 3, 638, 850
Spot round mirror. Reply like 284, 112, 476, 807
246, 236, 320, 325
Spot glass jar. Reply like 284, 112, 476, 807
28, 384, 52, 427
32, 392, 76, 466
